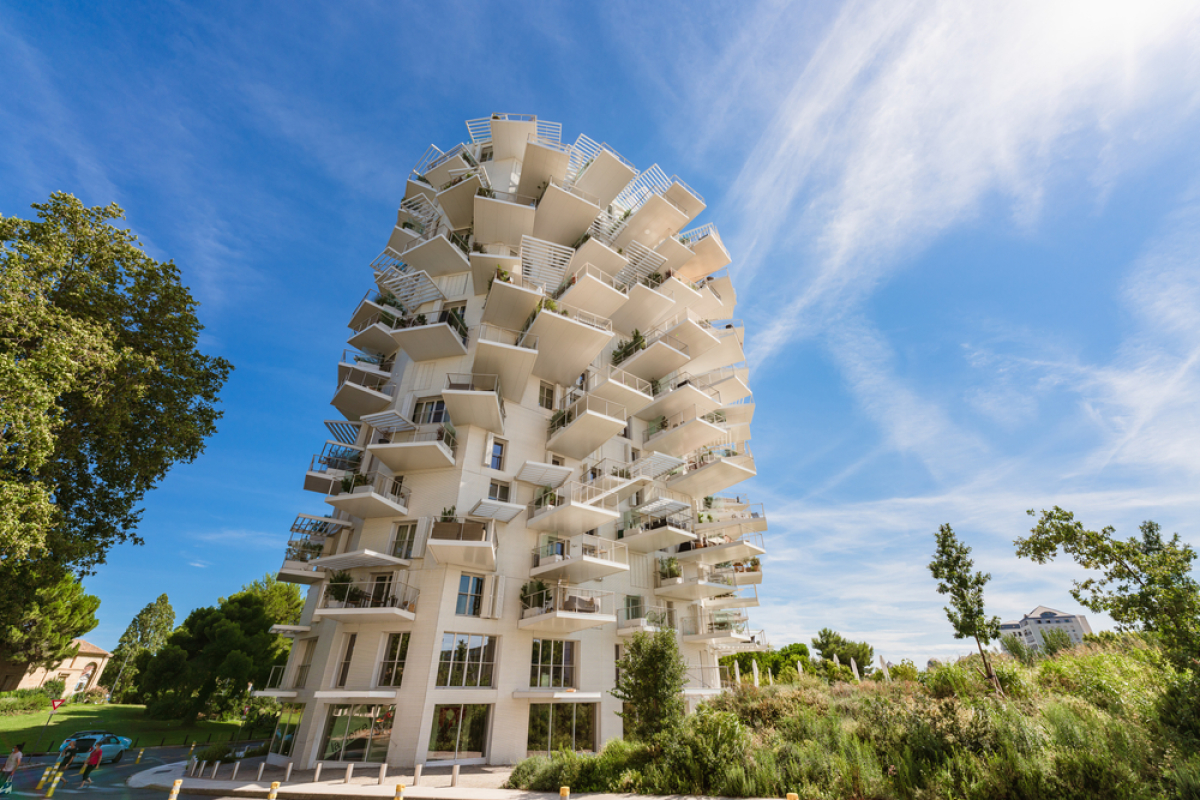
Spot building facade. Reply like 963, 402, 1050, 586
0, 639, 111, 694
1000, 606, 1093, 649
257, 113, 768, 768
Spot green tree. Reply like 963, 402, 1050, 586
720, 642, 812, 682
140, 593, 281, 722
928, 524, 1003, 694
1017, 508, 1199, 669
1039, 627, 1074, 657
810, 628, 874, 676
610, 629, 687, 741
0, 572, 99, 669
100, 593, 175, 701
1000, 634, 1036, 666
0, 193, 231, 627
220, 574, 303, 627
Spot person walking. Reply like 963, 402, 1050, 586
78, 743, 102, 788
0, 743, 23, 795
57, 741, 78, 772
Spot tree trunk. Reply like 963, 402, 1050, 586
975, 637, 1004, 696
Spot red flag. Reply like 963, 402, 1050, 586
51, 699, 66, 711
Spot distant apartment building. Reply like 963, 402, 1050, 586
255, 113, 768, 769
1001, 606, 1093, 649
0, 639, 111, 694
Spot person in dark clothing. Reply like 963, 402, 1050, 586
79, 744, 102, 788
57, 742, 79, 772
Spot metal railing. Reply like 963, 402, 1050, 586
528, 480, 614, 518
389, 308, 469, 341
678, 222, 719, 247
648, 372, 723, 404
655, 307, 716, 336
532, 533, 628, 568
684, 665, 732, 690
620, 511, 694, 539
548, 393, 627, 436
680, 612, 750, 638
319, 579, 420, 613
521, 585, 613, 617
631, 486, 692, 516
476, 186, 538, 206
677, 441, 754, 474
698, 502, 766, 527
428, 516, 495, 545
478, 322, 538, 350
527, 299, 613, 334
445, 373, 505, 418
427, 142, 470, 172
543, 175, 599, 206
490, 267, 545, 294
617, 604, 676, 630
714, 630, 770, 653
290, 514, 343, 538
336, 370, 395, 396
340, 349, 393, 372
351, 309, 403, 334
314, 441, 363, 472
526, 132, 572, 154
380, 424, 459, 458
583, 364, 651, 397
283, 532, 326, 565
669, 175, 705, 205
643, 404, 721, 445
326, 471, 411, 509
644, 329, 689, 356
688, 530, 765, 553
554, 262, 629, 301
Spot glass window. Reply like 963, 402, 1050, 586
488, 481, 510, 502
378, 633, 410, 688
413, 399, 447, 425
319, 704, 394, 763
392, 522, 418, 560
336, 634, 357, 688
489, 440, 505, 471
526, 703, 595, 756
428, 704, 490, 763
436, 633, 497, 687
529, 639, 577, 688
269, 703, 305, 757
456, 574, 485, 617
295, 639, 316, 689
538, 382, 555, 410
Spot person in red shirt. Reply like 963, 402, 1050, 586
79, 744, 102, 788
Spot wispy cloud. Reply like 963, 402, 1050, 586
190, 528, 282, 549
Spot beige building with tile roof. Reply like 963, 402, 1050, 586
0, 639, 111, 695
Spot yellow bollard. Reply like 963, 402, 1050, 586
560, 786, 570, 800
44, 771, 64, 798
268, 780, 280, 800
36, 767, 53, 790
787, 794, 799, 800
188, 743, 196, 759
167, 778, 183, 800
136, 749, 145, 764
395, 783, 404, 800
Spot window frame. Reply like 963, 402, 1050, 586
377, 632, 411, 688
489, 439, 506, 471
529, 638, 577, 688
436, 632, 498, 688
487, 480, 510, 503
456, 573, 486, 617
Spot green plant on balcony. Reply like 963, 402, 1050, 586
571, 230, 592, 249
476, 186, 496, 199
611, 329, 646, 366
413, 313, 428, 326
645, 415, 667, 437
377, 292, 405, 312
698, 512, 714, 524
548, 408, 573, 434
641, 272, 663, 288
611, 466, 632, 479
749, 557, 761, 571
340, 472, 370, 493
440, 506, 457, 523
520, 580, 549, 610
326, 571, 355, 602
535, 484, 560, 508
658, 557, 681, 580
704, 496, 715, 509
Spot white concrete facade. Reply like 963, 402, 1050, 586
1000, 605, 1093, 650
257, 113, 766, 770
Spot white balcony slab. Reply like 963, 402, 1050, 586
644, 417, 725, 459
425, 153, 469, 191
684, 331, 745, 376
654, 237, 695, 275
270, 624, 311, 636
348, 297, 392, 332
569, 238, 627, 277
573, 149, 637, 208
312, 549, 411, 570
547, 407, 627, 461
426, 534, 495, 571
347, 322, 400, 357
331, 382, 393, 421
526, 500, 619, 534
336, 359, 389, 387
664, 181, 706, 222
525, 310, 613, 386
661, 317, 720, 359
518, 610, 616, 634
303, 468, 344, 495
391, 322, 469, 362
405, 178, 436, 202
609, 283, 675, 334
619, 339, 691, 382
492, 118, 537, 161
482, 278, 544, 331
443, 387, 505, 435
324, 487, 409, 519
531, 554, 630, 583
731, 568, 763, 586
516, 460, 573, 488
473, 337, 537, 404
676, 231, 732, 281
618, 524, 696, 553
588, 371, 653, 415
470, 497, 524, 523
470, 252, 522, 296
676, 538, 766, 567
613, 195, 688, 251
511, 690, 604, 701
668, 457, 757, 498
654, 577, 736, 601
556, 271, 627, 318
474, 195, 536, 250
435, 176, 482, 230
705, 589, 760, 610
313, 605, 416, 624
532, 183, 600, 247
632, 492, 691, 519
277, 561, 323, 585
697, 515, 768, 537
635, 382, 722, 421
616, 618, 669, 638
660, 275, 705, 313
254, 689, 297, 699
517, 138, 571, 199
368, 439, 456, 472
684, 628, 752, 646
401, 235, 470, 278
313, 689, 400, 700
698, 369, 751, 404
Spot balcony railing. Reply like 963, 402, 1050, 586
477, 186, 538, 206
542, 175, 599, 206
381, 423, 459, 456
290, 515, 344, 538
680, 613, 750, 638
698, 501, 765, 526
669, 175, 705, 206
532, 534, 628, 568
548, 393, 626, 436
643, 404, 721, 445
622, 511, 694, 537
445, 373, 505, 418
351, 309, 403, 335
284, 533, 326, 564
689, 529, 765, 552
428, 516, 495, 545
336, 371, 395, 398
319, 579, 420, 613
528, 480, 612, 519
312, 442, 363, 474
478, 322, 538, 350
522, 299, 614, 337
326, 471, 411, 508
389, 308, 469, 341
677, 222, 718, 247
647, 372, 723, 403
617, 604, 676, 630
490, 267, 545, 294
657, 561, 735, 588
340, 348, 394, 372
684, 665, 732, 690
521, 585, 613, 617
583, 363, 651, 397
553, 262, 629, 301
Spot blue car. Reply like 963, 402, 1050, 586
58, 732, 132, 764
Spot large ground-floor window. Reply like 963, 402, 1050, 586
319, 704, 394, 762
269, 703, 305, 757
527, 703, 596, 756
427, 703, 490, 763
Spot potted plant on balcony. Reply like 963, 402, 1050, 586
658, 556, 681, 580
749, 557, 761, 572
520, 579, 549, 618
534, 484, 559, 509
326, 571, 354, 608
340, 472, 370, 494
440, 505, 457, 523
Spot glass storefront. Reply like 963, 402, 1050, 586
427, 703, 490, 763
526, 703, 596, 756
269, 703, 305, 757
319, 704, 395, 762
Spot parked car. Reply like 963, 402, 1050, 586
58, 732, 132, 763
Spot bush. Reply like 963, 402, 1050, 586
42, 679, 66, 699
0, 691, 50, 716
241, 743, 269, 758
196, 744, 234, 764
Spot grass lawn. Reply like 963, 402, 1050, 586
0, 704, 265, 753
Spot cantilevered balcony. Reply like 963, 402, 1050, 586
680, 612, 753, 646
568, 136, 637, 208
553, 263, 628, 318
473, 324, 538, 404
470, 244, 521, 295
532, 177, 601, 247
635, 373, 722, 421
655, 309, 722, 361
714, 396, 755, 442
488, 114, 539, 161
526, 481, 619, 534
668, 441, 756, 498
617, 511, 696, 553
568, 235, 627, 277
469, 492, 525, 523
531, 534, 630, 583
436, 171, 484, 230
691, 364, 751, 404
611, 329, 690, 382
697, 502, 767, 535
481, 269, 545, 330
642, 404, 726, 458
612, 192, 688, 251
474, 190, 537, 249
582, 364, 653, 416
314, 579, 419, 623
303, 442, 363, 494
720, 561, 764, 586
324, 471, 411, 519
312, 546, 412, 572
347, 310, 401, 357
706, 585, 760, 610
617, 604, 676, 637
521, 300, 614, 386
683, 322, 745, 376
278, 532, 327, 585
336, 349, 393, 387
673, 223, 732, 282
515, 460, 574, 489
546, 393, 627, 460
608, 275, 676, 334
426, 517, 496, 571
711, 630, 770, 654
654, 563, 737, 601
579, 458, 650, 503
397, 228, 471, 278
631, 486, 692, 518
331, 372, 395, 421
348, 291, 412, 335
677, 531, 766, 567
442, 373, 505, 434
516, 133, 572, 199
519, 585, 615, 633
421, 143, 473, 189
368, 424, 458, 472
390, 309, 470, 361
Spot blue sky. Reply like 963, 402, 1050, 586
3, 1, 1199, 663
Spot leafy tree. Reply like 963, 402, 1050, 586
1039, 627, 1074, 657
610, 629, 687, 741
928, 524, 1003, 694
100, 593, 175, 701
1000, 634, 1036, 666
1016, 508, 1199, 670
810, 628, 874, 675
720, 642, 812, 682
0, 194, 231, 623
220, 574, 303, 627
0, 572, 99, 669
140, 593, 281, 722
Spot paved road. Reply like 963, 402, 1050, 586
9, 745, 245, 800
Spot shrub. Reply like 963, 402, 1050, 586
196, 744, 234, 764
241, 743, 269, 758
889, 659, 920, 682
42, 679, 66, 699
0, 691, 50, 716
